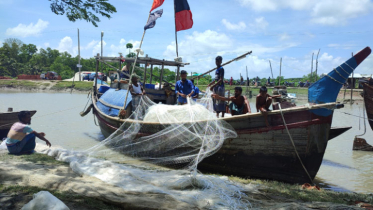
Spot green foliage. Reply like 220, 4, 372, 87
49, 0, 117, 27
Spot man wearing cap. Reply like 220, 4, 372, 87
175, 70, 194, 105
129, 74, 146, 111
208, 56, 226, 117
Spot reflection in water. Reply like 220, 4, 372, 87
1, 90, 373, 193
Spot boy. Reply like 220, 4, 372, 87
212, 87, 246, 116
256, 86, 281, 126
129, 74, 146, 110
208, 56, 225, 117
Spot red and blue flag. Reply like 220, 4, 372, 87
150, 0, 164, 12
174, 0, 193, 31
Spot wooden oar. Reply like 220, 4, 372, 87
192, 51, 252, 80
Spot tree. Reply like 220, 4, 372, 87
126, 52, 136, 58
4, 38, 23, 47
126, 43, 133, 55
49, 0, 117, 27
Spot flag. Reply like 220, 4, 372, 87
144, 9, 163, 30
174, 0, 193, 31
150, 0, 164, 12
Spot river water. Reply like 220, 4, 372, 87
1, 90, 372, 193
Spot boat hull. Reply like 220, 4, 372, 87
92, 92, 334, 183
363, 83, 373, 131
0, 111, 37, 139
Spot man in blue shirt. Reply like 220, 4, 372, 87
208, 56, 226, 117
191, 79, 199, 101
175, 70, 194, 105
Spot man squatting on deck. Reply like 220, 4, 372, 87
129, 74, 146, 111
256, 86, 281, 126
175, 70, 194, 105
208, 56, 225, 118
212, 87, 246, 116
5, 111, 51, 155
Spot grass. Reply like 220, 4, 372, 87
0, 79, 38, 88
0, 152, 68, 166
229, 176, 373, 205
51, 81, 93, 91
0, 184, 121, 210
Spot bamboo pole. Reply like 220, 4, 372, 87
144, 62, 148, 86
279, 58, 282, 86
159, 61, 164, 90
315, 49, 320, 82
173, 0, 179, 57
269, 60, 273, 79
193, 51, 252, 80
150, 64, 153, 84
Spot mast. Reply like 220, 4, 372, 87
174, 0, 179, 57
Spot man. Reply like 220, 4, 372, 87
230, 77, 233, 86
191, 79, 199, 101
175, 70, 194, 105
121, 63, 131, 79
5, 111, 51, 155
212, 87, 247, 116
256, 86, 281, 126
267, 77, 271, 85
208, 56, 226, 117
129, 74, 146, 110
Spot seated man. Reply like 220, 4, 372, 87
6, 111, 51, 155
120, 63, 131, 79
212, 87, 246, 116
175, 70, 194, 105
129, 74, 146, 111
256, 86, 281, 126
191, 79, 199, 101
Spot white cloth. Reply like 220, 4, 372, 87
22, 191, 70, 210
132, 84, 142, 94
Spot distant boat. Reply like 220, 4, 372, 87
84, 47, 371, 183
362, 82, 373, 130
0, 110, 37, 139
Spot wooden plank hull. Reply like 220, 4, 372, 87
91, 93, 336, 183
0, 111, 37, 139
363, 83, 373, 131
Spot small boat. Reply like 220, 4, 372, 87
0, 109, 37, 139
84, 47, 371, 183
362, 81, 373, 130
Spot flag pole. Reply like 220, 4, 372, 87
122, 12, 152, 113
174, 0, 179, 57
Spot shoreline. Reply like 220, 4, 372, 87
0, 143, 372, 209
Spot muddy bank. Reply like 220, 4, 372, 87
0, 144, 371, 209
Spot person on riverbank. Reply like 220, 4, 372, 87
175, 70, 194, 105
129, 74, 146, 111
212, 87, 247, 116
191, 79, 199, 101
5, 111, 51, 155
256, 86, 281, 126
208, 56, 226, 118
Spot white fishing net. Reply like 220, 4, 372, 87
44, 89, 253, 208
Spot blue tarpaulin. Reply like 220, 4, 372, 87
308, 47, 371, 116
96, 88, 132, 117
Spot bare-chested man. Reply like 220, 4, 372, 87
212, 87, 247, 116
256, 86, 281, 126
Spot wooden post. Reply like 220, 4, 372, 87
144, 62, 148, 86
315, 49, 320, 82
351, 52, 354, 105
159, 60, 164, 90
279, 58, 282, 86
268, 61, 273, 80
149, 64, 153, 84
311, 52, 314, 83
176, 66, 180, 81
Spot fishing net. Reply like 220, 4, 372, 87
43, 89, 253, 208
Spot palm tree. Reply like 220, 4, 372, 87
126, 43, 133, 55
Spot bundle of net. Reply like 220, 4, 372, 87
75, 89, 253, 208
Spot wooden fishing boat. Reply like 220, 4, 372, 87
0, 110, 37, 139
362, 82, 373, 130
84, 47, 371, 183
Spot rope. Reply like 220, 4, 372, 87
333, 68, 348, 80
339, 65, 350, 75
336, 111, 373, 122
278, 104, 314, 184
326, 75, 344, 85
356, 103, 367, 137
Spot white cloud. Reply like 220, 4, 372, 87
279, 33, 290, 41
57, 36, 77, 55
44, 43, 50, 48
93, 40, 107, 56
247, 17, 269, 33
311, 0, 373, 25
86, 40, 98, 50
238, 0, 373, 26
5, 19, 49, 37
221, 19, 246, 31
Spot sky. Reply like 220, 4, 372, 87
0, 0, 373, 79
